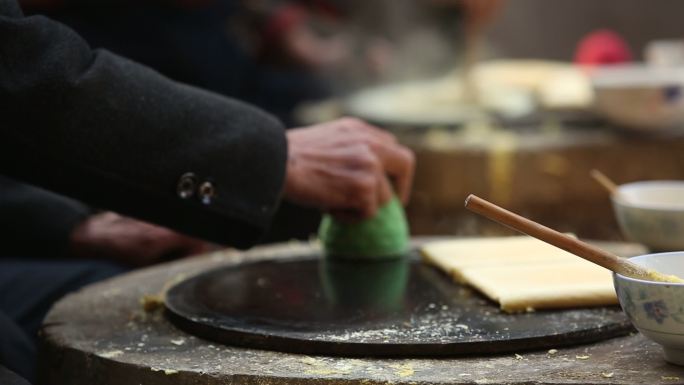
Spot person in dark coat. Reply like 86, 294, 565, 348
0, 0, 415, 382
11, 0, 353, 247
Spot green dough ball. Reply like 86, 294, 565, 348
318, 196, 409, 259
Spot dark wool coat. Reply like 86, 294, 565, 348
0, 0, 288, 248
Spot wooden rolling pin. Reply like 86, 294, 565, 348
464, 194, 683, 283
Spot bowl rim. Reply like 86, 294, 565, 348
591, 63, 684, 88
612, 180, 684, 211
614, 251, 684, 286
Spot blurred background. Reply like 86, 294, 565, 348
21, 0, 684, 242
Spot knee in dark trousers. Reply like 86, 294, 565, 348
0, 258, 128, 382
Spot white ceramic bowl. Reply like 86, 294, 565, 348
591, 64, 684, 131
612, 181, 684, 251
613, 252, 684, 365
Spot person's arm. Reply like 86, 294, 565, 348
0, 176, 92, 256
0, 176, 212, 264
0, 0, 287, 248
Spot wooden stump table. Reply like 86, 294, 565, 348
40, 241, 684, 385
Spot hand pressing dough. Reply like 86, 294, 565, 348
319, 196, 409, 259
421, 236, 618, 312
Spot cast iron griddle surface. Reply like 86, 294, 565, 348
165, 253, 633, 356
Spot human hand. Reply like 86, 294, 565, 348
284, 118, 415, 221
69, 212, 211, 266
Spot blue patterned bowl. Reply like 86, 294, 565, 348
612, 181, 684, 251
614, 252, 684, 365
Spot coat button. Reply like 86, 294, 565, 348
177, 173, 197, 199
198, 181, 216, 205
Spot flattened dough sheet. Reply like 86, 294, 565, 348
421, 236, 618, 312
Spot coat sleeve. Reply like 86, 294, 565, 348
0, 1, 288, 248
0, 176, 93, 257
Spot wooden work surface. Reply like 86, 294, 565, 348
40, 240, 684, 385
400, 125, 684, 240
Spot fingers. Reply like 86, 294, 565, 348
333, 117, 398, 144
331, 145, 393, 220
327, 173, 379, 222
333, 148, 381, 218
376, 166, 393, 209
290, 146, 384, 219
157, 227, 212, 254
356, 174, 380, 219
285, 118, 416, 219
167, 237, 212, 259
336, 118, 415, 204
364, 137, 415, 204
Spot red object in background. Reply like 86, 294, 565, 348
574, 29, 634, 66
263, 4, 309, 44
263, 1, 344, 44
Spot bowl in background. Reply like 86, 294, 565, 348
591, 64, 684, 131
612, 181, 684, 251
613, 252, 684, 365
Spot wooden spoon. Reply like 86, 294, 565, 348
590, 169, 632, 206
464, 194, 683, 283
590, 169, 619, 196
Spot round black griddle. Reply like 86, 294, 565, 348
165, 252, 633, 357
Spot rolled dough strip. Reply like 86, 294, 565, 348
459, 260, 617, 312
421, 236, 617, 312
421, 236, 577, 283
